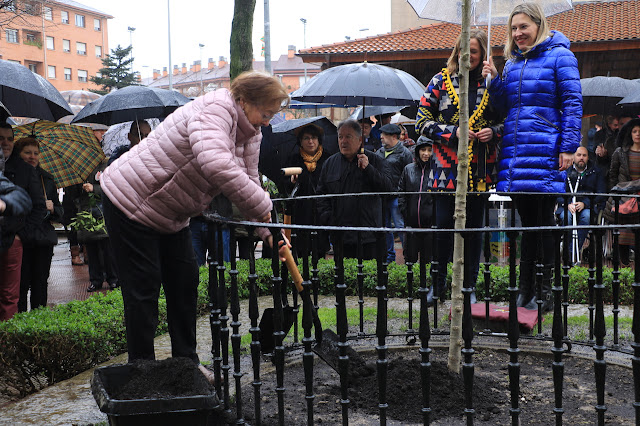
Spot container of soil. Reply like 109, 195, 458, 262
91, 357, 220, 426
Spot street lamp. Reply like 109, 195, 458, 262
300, 18, 307, 83
127, 26, 136, 71
199, 43, 205, 96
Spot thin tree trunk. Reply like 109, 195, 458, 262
447, 0, 471, 373
230, 0, 256, 81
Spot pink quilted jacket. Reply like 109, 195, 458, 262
101, 89, 272, 238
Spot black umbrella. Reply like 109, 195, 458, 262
0, 100, 12, 122
259, 116, 338, 189
0, 59, 73, 121
616, 89, 640, 117
581, 76, 640, 116
290, 62, 425, 106
71, 86, 191, 125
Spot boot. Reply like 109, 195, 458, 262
70, 245, 83, 266
517, 261, 534, 308
540, 264, 554, 312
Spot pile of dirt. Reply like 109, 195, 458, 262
237, 347, 634, 425
110, 357, 213, 400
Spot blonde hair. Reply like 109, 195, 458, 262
230, 71, 289, 109
446, 29, 489, 76
504, 3, 551, 60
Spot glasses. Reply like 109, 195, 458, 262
301, 135, 319, 142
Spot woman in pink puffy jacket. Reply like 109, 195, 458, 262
101, 71, 289, 381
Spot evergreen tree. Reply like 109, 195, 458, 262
90, 45, 137, 95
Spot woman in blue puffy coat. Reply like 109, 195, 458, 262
483, 2, 582, 311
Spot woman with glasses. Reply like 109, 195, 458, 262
101, 71, 290, 383
284, 123, 331, 256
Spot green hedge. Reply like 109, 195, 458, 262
0, 259, 636, 399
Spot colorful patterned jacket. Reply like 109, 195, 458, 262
416, 69, 503, 191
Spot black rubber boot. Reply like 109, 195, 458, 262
540, 264, 554, 312
517, 261, 534, 308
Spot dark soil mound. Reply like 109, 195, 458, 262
238, 347, 634, 425
111, 357, 212, 400
347, 354, 503, 423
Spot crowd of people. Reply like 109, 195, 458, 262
2, 1, 640, 387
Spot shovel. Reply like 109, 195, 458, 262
258, 205, 323, 353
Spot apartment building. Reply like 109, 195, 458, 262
0, 0, 112, 91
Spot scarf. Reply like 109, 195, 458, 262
300, 145, 323, 172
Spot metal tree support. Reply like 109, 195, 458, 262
202, 191, 640, 425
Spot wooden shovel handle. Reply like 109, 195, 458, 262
281, 244, 304, 293
283, 214, 292, 242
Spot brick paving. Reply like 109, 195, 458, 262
46, 236, 114, 308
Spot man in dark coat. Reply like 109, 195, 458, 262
398, 136, 434, 263
316, 119, 393, 259
556, 146, 606, 255
375, 123, 413, 262
0, 123, 46, 320
594, 115, 620, 188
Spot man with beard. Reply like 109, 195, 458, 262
556, 146, 606, 258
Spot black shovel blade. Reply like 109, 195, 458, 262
313, 330, 373, 381
258, 306, 297, 354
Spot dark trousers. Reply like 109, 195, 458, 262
434, 194, 486, 291
516, 195, 556, 265
0, 238, 23, 321
103, 196, 200, 363
18, 244, 53, 312
86, 238, 118, 287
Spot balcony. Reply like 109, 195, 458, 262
23, 35, 42, 49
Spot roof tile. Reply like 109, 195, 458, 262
300, 0, 640, 55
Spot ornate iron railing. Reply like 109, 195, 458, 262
203, 191, 640, 425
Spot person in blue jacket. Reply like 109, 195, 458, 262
483, 2, 582, 311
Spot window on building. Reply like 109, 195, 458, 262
78, 69, 88, 82
61, 11, 69, 24
64, 68, 72, 81
63, 39, 70, 52
47, 65, 56, 79
94, 19, 101, 31
46, 36, 54, 50
75, 14, 85, 28
43, 7, 52, 20
24, 1, 39, 16
76, 42, 86, 55
95, 45, 102, 58
5, 29, 18, 44
28, 63, 37, 73
26, 33, 35, 42
96, 71, 102, 78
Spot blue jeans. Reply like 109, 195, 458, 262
190, 218, 230, 266
557, 208, 590, 250
385, 197, 404, 262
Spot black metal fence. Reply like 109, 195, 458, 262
203, 191, 640, 425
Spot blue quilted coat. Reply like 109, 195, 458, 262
489, 30, 582, 193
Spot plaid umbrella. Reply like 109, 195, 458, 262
13, 120, 106, 188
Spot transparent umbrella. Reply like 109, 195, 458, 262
407, 0, 574, 81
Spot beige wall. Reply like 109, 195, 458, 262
391, 0, 438, 31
